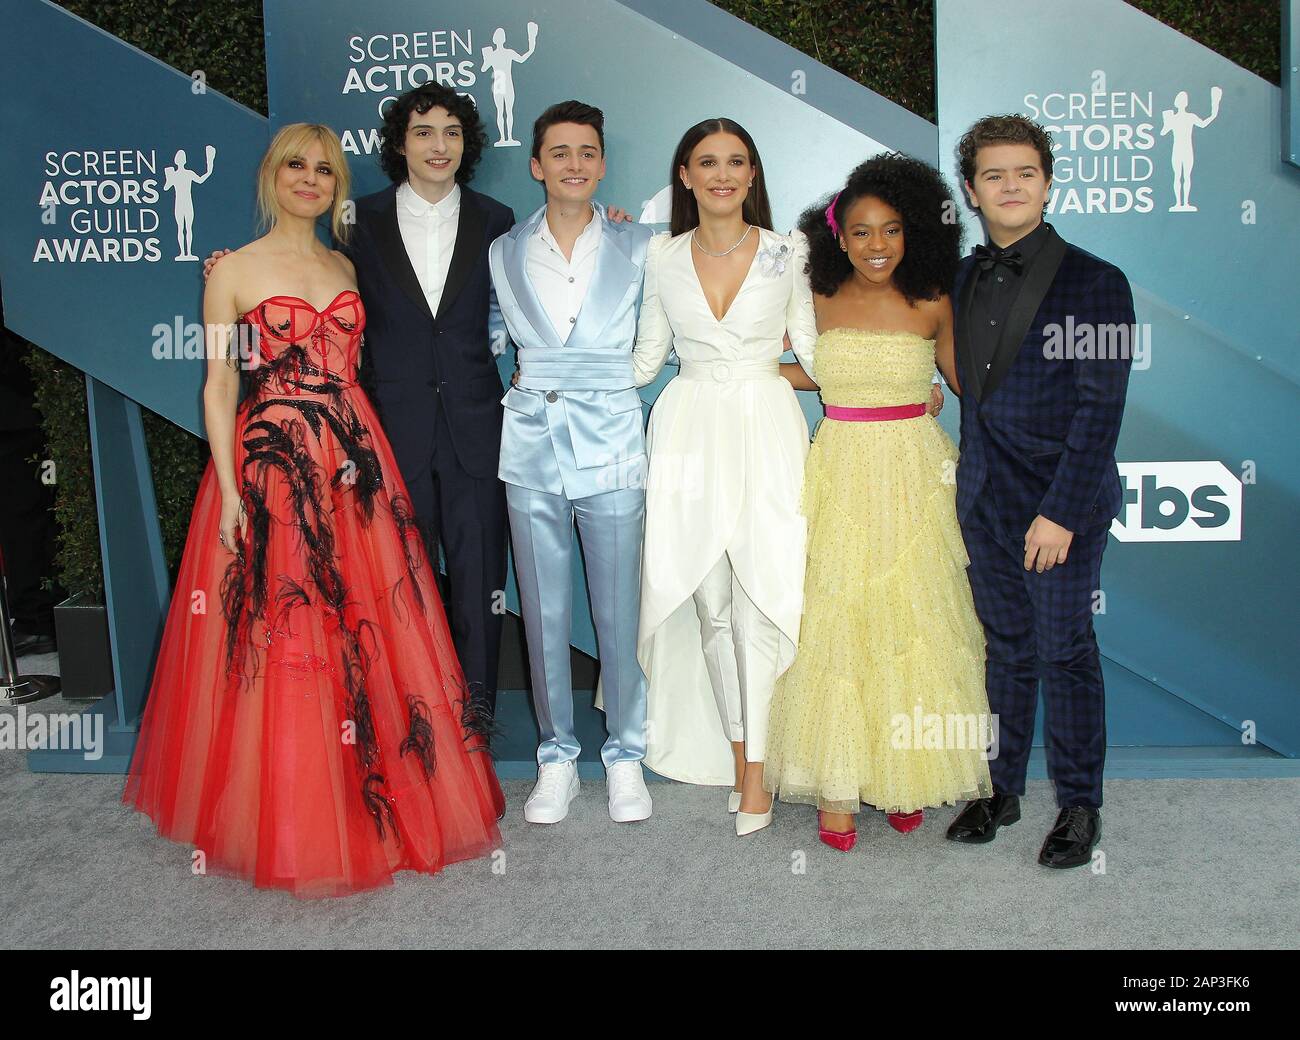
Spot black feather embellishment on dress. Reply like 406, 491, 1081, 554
274, 574, 311, 611
362, 773, 398, 843
455, 679, 499, 753
387, 492, 427, 615
218, 344, 419, 843
400, 695, 437, 780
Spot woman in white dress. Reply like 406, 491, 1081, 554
632, 118, 817, 835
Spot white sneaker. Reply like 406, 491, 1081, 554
606, 761, 653, 823
523, 761, 580, 824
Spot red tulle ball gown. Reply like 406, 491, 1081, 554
123, 290, 505, 898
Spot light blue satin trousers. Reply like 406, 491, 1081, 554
505, 483, 648, 768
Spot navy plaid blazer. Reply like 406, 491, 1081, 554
953, 226, 1135, 535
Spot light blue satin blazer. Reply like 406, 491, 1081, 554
489, 204, 654, 499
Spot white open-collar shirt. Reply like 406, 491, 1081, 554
396, 179, 460, 316
526, 204, 604, 342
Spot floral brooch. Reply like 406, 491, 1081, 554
756, 241, 791, 277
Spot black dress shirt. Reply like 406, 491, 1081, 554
969, 220, 1053, 377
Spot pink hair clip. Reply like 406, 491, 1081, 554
825, 191, 842, 238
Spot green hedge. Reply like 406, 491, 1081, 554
712, 1, 1281, 122
19, 0, 1284, 599
20, 350, 207, 599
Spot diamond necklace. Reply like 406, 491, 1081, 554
692, 224, 753, 257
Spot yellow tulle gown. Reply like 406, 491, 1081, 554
765, 328, 994, 815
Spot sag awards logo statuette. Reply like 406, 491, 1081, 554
339, 22, 538, 156
482, 22, 538, 147
34, 145, 216, 264
1162, 87, 1222, 212
1022, 79, 1222, 215
163, 145, 216, 259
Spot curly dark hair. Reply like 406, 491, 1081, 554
798, 152, 961, 302
956, 113, 1054, 186
378, 83, 486, 185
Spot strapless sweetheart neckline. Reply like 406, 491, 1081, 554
238, 289, 362, 321
817, 326, 936, 344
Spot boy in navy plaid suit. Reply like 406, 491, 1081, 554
944, 115, 1135, 868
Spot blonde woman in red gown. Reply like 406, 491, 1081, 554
123, 124, 504, 898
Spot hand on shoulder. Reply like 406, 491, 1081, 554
204, 246, 243, 291
202, 245, 243, 323
202, 243, 251, 282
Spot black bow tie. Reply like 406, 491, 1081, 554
974, 243, 1023, 273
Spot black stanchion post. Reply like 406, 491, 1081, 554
0, 542, 60, 705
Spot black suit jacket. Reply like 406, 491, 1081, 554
346, 183, 514, 480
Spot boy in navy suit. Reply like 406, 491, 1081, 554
347, 84, 516, 726
944, 115, 1135, 868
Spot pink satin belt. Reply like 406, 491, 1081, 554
824, 403, 927, 422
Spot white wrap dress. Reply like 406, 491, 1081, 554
632, 228, 817, 784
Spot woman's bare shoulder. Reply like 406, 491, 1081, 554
914, 293, 953, 340
228, 234, 274, 259
330, 248, 356, 280
916, 292, 953, 320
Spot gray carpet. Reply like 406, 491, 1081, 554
2, 678, 1297, 949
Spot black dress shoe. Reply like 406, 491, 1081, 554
945, 793, 1021, 843
1038, 806, 1101, 869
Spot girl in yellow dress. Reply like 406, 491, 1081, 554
766, 154, 993, 850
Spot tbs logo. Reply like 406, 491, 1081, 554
1111, 462, 1241, 542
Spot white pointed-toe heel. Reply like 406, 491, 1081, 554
735, 796, 774, 836
728, 789, 742, 814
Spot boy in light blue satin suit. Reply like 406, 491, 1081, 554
488, 101, 654, 825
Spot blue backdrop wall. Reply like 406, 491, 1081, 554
0, 0, 1294, 771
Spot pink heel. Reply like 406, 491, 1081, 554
887, 809, 924, 834
818, 811, 858, 852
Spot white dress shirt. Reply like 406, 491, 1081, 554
526, 204, 603, 342
396, 180, 460, 315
